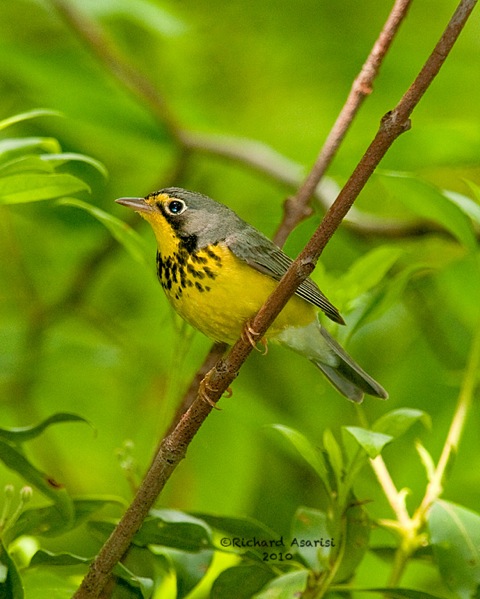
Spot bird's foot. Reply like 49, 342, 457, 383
198, 376, 221, 409
198, 377, 233, 408
242, 320, 269, 355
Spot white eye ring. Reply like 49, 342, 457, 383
166, 199, 187, 215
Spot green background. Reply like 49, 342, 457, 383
0, 0, 479, 596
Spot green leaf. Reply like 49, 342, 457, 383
30, 551, 154, 599
21, 568, 77, 598
322, 429, 343, 487
333, 502, 370, 583
428, 499, 480, 599
352, 588, 446, 598
347, 262, 427, 336
41, 153, 108, 178
0, 415, 92, 541
379, 172, 477, 251
372, 409, 431, 439
30, 550, 90, 567
343, 427, 393, 459
415, 441, 436, 483
444, 189, 480, 227
465, 181, 480, 212
58, 198, 151, 268
290, 507, 331, 571
8, 496, 125, 542
0, 413, 90, 444
339, 246, 404, 303
271, 425, 330, 491
114, 563, 154, 599
152, 546, 212, 599
0, 441, 74, 529
0, 540, 24, 599
254, 570, 309, 598
0, 138, 61, 160
89, 510, 212, 553
0, 156, 55, 176
211, 564, 274, 599
134, 509, 212, 551
0, 109, 62, 132
0, 173, 89, 204
192, 513, 280, 549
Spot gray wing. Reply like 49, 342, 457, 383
226, 227, 345, 325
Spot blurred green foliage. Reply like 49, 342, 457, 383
0, 0, 479, 597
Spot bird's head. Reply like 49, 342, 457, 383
116, 187, 242, 253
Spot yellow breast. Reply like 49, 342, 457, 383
157, 239, 316, 345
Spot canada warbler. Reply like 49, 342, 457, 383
116, 187, 387, 403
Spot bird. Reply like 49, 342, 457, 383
116, 187, 388, 403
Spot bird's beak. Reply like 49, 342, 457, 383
115, 197, 154, 214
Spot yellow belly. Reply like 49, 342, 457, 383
162, 243, 316, 345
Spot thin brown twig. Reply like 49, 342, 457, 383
73, 1, 477, 596
274, 0, 413, 247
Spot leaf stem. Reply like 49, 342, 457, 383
370, 320, 480, 588
370, 455, 411, 529
415, 318, 480, 521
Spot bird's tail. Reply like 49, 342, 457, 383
313, 327, 388, 402
275, 321, 388, 403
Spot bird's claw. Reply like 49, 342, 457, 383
199, 377, 221, 409
242, 320, 269, 355
198, 378, 233, 408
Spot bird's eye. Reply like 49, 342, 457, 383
166, 199, 186, 215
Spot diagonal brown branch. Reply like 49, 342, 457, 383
73, 1, 477, 596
